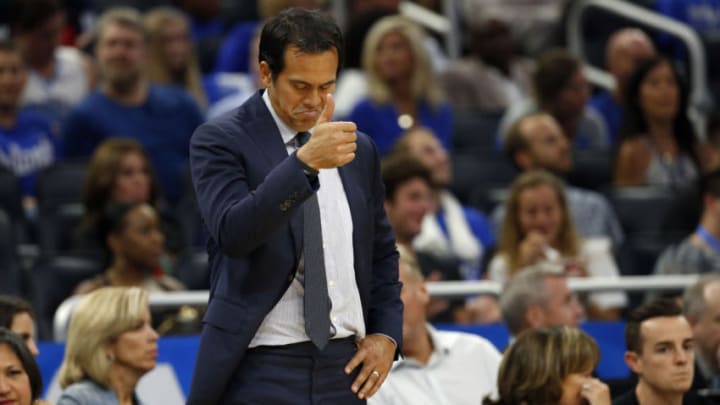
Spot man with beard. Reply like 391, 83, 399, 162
494, 113, 623, 248
615, 298, 705, 405
62, 7, 204, 203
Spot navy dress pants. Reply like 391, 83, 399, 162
221, 337, 366, 404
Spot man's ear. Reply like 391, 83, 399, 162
384, 200, 393, 217
625, 350, 642, 375
526, 305, 545, 328
259, 61, 273, 88
417, 281, 430, 306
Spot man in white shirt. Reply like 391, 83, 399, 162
500, 266, 584, 339
370, 246, 502, 405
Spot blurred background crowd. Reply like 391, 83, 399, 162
1, 0, 720, 403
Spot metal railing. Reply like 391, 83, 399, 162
566, 0, 710, 137
331, 0, 459, 59
52, 274, 699, 341
398, 0, 461, 59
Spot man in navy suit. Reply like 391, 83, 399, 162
187, 8, 402, 404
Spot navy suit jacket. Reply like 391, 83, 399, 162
187, 91, 403, 404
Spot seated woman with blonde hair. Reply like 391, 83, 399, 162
57, 287, 158, 405
484, 326, 610, 405
488, 170, 627, 320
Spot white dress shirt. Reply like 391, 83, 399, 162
369, 324, 502, 405
249, 91, 365, 347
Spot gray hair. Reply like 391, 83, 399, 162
500, 266, 564, 335
683, 274, 720, 321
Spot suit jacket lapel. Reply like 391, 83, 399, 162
245, 91, 290, 168
338, 159, 365, 287
244, 91, 303, 261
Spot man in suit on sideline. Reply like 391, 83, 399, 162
187, 8, 402, 404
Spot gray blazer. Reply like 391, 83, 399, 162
57, 380, 144, 405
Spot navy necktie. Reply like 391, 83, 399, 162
296, 131, 331, 349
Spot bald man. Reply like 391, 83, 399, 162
590, 28, 655, 143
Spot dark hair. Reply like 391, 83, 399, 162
11, 0, 64, 33
98, 202, 147, 246
259, 7, 344, 79
82, 138, 160, 230
504, 113, 537, 170
0, 296, 34, 329
619, 56, 698, 163
701, 168, 720, 198
707, 111, 720, 148
533, 49, 581, 108
0, 327, 42, 401
381, 154, 433, 201
625, 298, 683, 353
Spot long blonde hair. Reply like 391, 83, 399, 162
498, 170, 580, 274
58, 287, 149, 389
362, 15, 444, 107
144, 7, 207, 109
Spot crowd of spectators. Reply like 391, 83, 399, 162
1, 0, 720, 403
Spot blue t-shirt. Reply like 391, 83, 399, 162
589, 91, 622, 145
0, 110, 59, 197
348, 98, 453, 155
62, 85, 205, 202
657, 0, 720, 35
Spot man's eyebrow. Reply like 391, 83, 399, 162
288, 79, 336, 86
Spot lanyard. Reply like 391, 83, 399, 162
696, 226, 720, 253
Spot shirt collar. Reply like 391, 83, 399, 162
262, 89, 310, 146
425, 324, 451, 357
